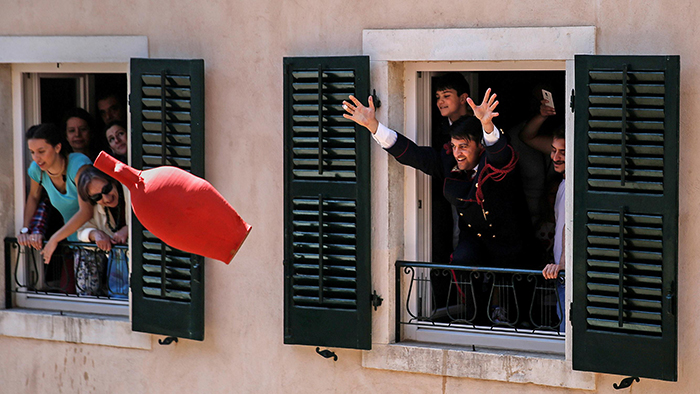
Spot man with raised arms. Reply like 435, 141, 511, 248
343, 89, 542, 270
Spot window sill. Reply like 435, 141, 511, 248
0, 309, 151, 350
362, 342, 596, 391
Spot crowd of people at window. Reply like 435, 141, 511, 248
16, 93, 130, 298
343, 72, 566, 330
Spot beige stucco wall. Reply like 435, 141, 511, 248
0, 1, 696, 393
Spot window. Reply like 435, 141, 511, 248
5, 39, 207, 343
12, 63, 130, 317
282, 28, 679, 386
401, 66, 567, 354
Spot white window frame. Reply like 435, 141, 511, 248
23, 72, 92, 126
13, 62, 130, 316
1, 36, 150, 349
361, 27, 595, 390
403, 64, 567, 354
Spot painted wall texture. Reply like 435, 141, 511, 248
0, 0, 696, 393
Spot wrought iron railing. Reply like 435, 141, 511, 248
4, 237, 129, 302
395, 260, 565, 340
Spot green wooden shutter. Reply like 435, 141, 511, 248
572, 55, 679, 381
283, 56, 372, 349
130, 58, 205, 341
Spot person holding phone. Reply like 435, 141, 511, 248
519, 95, 567, 332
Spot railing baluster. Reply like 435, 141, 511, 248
4, 239, 13, 309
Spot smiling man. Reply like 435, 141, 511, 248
343, 89, 542, 269
519, 96, 567, 332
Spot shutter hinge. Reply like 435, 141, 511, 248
569, 89, 575, 113
128, 273, 132, 289
613, 376, 639, 390
418, 200, 422, 209
371, 290, 383, 311
371, 89, 382, 109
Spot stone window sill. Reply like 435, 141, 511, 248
0, 309, 151, 350
362, 342, 596, 391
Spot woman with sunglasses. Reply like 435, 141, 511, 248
76, 166, 127, 249
75, 166, 127, 296
19, 124, 94, 264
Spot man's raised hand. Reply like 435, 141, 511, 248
343, 95, 379, 134
467, 88, 499, 133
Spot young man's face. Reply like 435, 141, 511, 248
551, 137, 565, 174
451, 137, 483, 171
436, 88, 468, 122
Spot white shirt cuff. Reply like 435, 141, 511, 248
77, 228, 95, 242
482, 125, 501, 147
372, 122, 398, 149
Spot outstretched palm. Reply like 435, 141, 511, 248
342, 95, 378, 134
467, 88, 499, 133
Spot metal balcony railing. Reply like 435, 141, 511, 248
395, 260, 565, 340
4, 237, 129, 303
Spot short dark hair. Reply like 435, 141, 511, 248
552, 125, 565, 140
62, 107, 95, 135
77, 166, 119, 205
434, 72, 471, 97
25, 123, 70, 158
96, 91, 120, 104
449, 116, 483, 143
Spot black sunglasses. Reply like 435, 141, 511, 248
88, 182, 114, 204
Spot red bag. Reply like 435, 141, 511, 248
94, 151, 251, 264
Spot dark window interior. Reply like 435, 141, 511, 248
429, 70, 566, 264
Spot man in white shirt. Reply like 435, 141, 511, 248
519, 96, 566, 332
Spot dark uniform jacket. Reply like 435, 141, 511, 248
386, 131, 542, 269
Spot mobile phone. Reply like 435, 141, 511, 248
542, 89, 555, 109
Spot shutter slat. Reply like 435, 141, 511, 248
589, 95, 664, 106
142, 86, 191, 98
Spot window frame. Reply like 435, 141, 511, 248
400, 61, 570, 355
360, 26, 596, 389
11, 62, 131, 316
1, 36, 148, 348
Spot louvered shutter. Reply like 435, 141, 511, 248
572, 55, 679, 381
130, 58, 205, 340
283, 56, 372, 349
